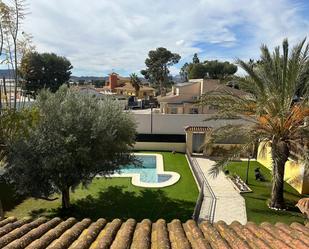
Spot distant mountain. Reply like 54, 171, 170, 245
70, 76, 108, 81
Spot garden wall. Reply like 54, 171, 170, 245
132, 112, 249, 135
257, 142, 309, 194
134, 142, 186, 152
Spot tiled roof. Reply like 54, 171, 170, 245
0, 217, 308, 249
114, 82, 155, 92
157, 93, 198, 104
185, 126, 212, 132
158, 79, 248, 104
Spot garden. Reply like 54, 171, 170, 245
226, 161, 307, 224
1, 152, 199, 222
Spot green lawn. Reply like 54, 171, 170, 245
226, 161, 306, 224
2, 152, 199, 222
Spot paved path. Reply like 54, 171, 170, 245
193, 157, 247, 224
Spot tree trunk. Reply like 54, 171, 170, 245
61, 187, 70, 209
0, 199, 4, 219
269, 140, 289, 209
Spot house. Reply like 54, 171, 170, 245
185, 126, 247, 157
103, 72, 155, 100
157, 79, 247, 114
114, 82, 155, 100
0, 216, 306, 248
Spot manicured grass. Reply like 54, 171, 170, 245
2, 152, 199, 222
226, 161, 306, 224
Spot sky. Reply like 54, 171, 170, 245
17, 0, 309, 76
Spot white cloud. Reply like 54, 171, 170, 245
21, 0, 309, 76
176, 40, 185, 46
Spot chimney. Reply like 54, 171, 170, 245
109, 73, 118, 90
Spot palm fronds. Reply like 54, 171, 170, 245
200, 38, 309, 185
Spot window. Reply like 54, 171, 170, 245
189, 108, 199, 114
170, 108, 178, 114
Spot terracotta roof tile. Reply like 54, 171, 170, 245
0, 218, 31, 238
131, 219, 151, 249
0, 217, 47, 248
199, 221, 231, 249
230, 221, 269, 249
214, 221, 251, 249
69, 218, 106, 249
0, 217, 17, 228
0, 217, 307, 249
275, 222, 309, 246
27, 218, 77, 249
290, 222, 309, 235
183, 220, 211, 249
245, 222, 290, 249
151, 219, 170, 249
185, 126, 212, 132
46, 218, 91, 249
167, 219, 191, 249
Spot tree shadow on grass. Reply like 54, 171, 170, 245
30, 186, 195, 222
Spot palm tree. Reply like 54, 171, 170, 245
130, 73, 141, 98
200, 38, 309, 210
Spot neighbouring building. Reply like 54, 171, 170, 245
257, 141, 309, 194
157, 79, 247, 114
185, 126, 247, 157
103, 72, 155, 100
185, 125, 309, 195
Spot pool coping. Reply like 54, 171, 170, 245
110, 153, 181, 188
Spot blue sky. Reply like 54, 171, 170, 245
14, 0, 309, 76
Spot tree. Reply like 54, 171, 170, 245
184, 57, 237, 80
5, 86, 137, 209
179, 62, 190, 82
130, 73, 141, 98
188, 63, 207, 79
203, 60, 237, 79
19, 52, 73, 94
200, 38, 309, 209
192, 53, 200, 64
93, 80, 105, 88
0, 0, 27, 110
0, 108, 38, 217
141, 47, 180, 94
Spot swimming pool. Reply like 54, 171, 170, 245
111, 153, 180, 188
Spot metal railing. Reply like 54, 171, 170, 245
187, 151, 216, 223
192, 181, 204, 221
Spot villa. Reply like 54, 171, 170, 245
157, 79, 247, 114
102, 72, 156, 100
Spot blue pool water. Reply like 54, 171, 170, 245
120, 155, 171, 183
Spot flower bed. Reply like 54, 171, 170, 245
228, 175, 252, 193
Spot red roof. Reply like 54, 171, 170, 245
0, 217, 308, 248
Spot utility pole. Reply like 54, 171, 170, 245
150, 103, 153, 134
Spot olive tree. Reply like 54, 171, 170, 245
5, 85, 137, 209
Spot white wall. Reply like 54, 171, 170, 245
134, 142, 186, 152
132, 113, 249, 135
